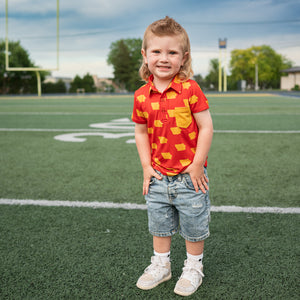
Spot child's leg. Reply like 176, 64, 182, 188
153, 236, 172, 253
185, 240, 204, 255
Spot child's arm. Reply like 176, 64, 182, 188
135, 123, 162, 195
183, 109, 213, 193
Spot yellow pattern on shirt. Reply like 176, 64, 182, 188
182, 82, 191, 89
189, 131, 197, 140
170, 127, 181, 135
175, 143, 186, 151
161, 152, 172, 159
189, 95, 198, 104
180, 158, 191, 166
166, 91, 177, 99
154, 157, 161, 165
137, 95, 146, 103
154, 120, 163, 127
158, 136, 168, 144
167, 109, 175, 117
151, 102, 160, 110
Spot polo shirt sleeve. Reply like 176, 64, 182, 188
189, 81, 209, 114
132, 91, 147, 124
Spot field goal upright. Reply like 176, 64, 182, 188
5, 0, 60, 96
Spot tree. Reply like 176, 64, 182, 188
193, 74, 206, 90
0, 40, 48, 94
230, 45, 292, 89
205, 58, 219, 90
69, 73, 95, 93
107, 38, 143, 92
42, 80, 66, 94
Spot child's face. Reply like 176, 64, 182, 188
142, 34, 188, 87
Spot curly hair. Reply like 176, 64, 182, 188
139, 16, 193, 82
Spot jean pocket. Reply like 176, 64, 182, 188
182, 174, 194, 190
149, 177, 157, 185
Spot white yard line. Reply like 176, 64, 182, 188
0, 112, 299, 116
0, 112, 128, 115
213, 130, 300, 133
0, 128, 115, 132
0, 198, 299, 214
1, 128, 300, 134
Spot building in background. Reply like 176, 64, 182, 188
281, 67, 300, 91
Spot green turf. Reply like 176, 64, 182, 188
0, 94, 299, 206
0, 205, 299, 299
0, 94, 299, 299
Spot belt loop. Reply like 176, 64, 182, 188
178, 174, 182, 182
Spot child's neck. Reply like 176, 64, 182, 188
153, 77, 173, 93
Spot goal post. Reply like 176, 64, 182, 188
5, 0, 60, 96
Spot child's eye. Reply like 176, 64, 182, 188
153, 50, 160, 54
169, 51, 177, 55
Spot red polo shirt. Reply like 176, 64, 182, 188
132, 75, 209, 176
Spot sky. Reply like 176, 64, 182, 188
1, 0, 300, 79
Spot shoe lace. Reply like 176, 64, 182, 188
144, 256, 168, 277
181, 260, 204, 286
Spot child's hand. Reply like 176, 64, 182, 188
143, 166, 162, 195
183, 164, 209, 194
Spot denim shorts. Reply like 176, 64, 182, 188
145, 169, 210, 242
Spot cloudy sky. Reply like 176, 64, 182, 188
1, 0, 299, 79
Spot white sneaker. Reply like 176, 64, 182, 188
174, 259, 204, 296
136, 256, 171, 290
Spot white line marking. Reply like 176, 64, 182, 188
212, 113, 300, 116
0, 199, 299, 214
214, 130, 300, 133
54, 132, 134, 142
0, 112, 129, 115
1, 112, 300, 116
1, 128, 300, 134
0, 128, 133, 132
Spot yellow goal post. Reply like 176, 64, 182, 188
5, 0, 60, 96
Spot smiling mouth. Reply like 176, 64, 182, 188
157, 66, 171, 70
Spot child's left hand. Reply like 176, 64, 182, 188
183, 164, 209, 193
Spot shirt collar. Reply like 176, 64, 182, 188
147, 75, 183, 95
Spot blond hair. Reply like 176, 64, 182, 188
139, 16, 193, 82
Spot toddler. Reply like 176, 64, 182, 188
132, 16, 213, 297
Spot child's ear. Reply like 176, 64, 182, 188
141, 49, 148, 64
182, 52, 189, 66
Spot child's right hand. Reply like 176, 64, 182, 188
142, 166, 162, 195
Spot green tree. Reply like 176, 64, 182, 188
205, 58, 219, 90
42, 80, 66, 94
69, 73, 95, 93
0, 40, 48, 94
193, 74, 206, 90
230, 45, 292, 89
107, 38, 143, 92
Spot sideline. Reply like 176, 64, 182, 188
0, 198, 299, 214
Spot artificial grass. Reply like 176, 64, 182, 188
0, 205, 299, 299
0, 130, 299, 207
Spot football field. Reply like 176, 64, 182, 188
0, 93, 299, 299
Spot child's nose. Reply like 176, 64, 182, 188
160, 53, 168, 62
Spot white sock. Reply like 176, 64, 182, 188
187, 252, 203, 263
154, 250, 170, 262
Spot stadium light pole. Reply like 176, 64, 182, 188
218, 38, 227, 92
255, 63, 259, 91
218, 48, 222, 92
